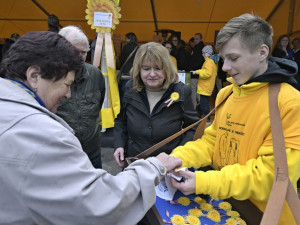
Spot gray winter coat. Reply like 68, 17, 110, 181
0, 78, 167, 225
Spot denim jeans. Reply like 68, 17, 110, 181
197, 94, 210, 119
190, 78, 199, 109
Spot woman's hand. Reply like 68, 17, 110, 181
170, 170, 196, 195
113, 147, 125, 168
156, 153, 182, 173
191, 70, 196, 74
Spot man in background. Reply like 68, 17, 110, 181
2, 33, 20, 58
188, 33, 205, 108
48, 14, 60, 33
56, 26, 105, 168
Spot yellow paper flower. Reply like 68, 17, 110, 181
177, 197, 191, 206
86, 0, 121, 33
227, 210, 240, 218
236, 218, 247, 225
188, 208, 202, 217
207, 210, 221, 222
194, 197, 206, 205
200, 203, 213, 211
226, 218, 237, 225
171, 214, 185, 225
219, 201, 232, 211
171, 92, 179, 101
186, 215, 201, 225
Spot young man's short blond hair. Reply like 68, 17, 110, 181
131, 42, 178, 91
216, 14, 273, 55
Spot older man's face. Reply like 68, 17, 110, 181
73, 41, 89, 62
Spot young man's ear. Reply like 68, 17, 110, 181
259, 44, 269, 61
26, 66, 41, 90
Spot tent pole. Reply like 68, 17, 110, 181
289, 30, 300, 36
150, 0, 159, 35
287, 0, 295, 35
266, 0, 284, 22
31, 0, 63, 28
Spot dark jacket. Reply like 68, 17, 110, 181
120, 42, 139, 75
272, 47, 294, 60
114, 81, 199, 157
56, 63, 105, 159
188, 41, 205, 78
172, 46, 188, 71
293, 50, 300, 90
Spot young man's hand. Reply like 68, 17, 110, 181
170, 170, 196, 195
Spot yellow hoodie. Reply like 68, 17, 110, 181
171, 78, 300, 225
170, 55, 177, 70
195, 57, 218, 96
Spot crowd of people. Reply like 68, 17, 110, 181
0, 12, 300, 225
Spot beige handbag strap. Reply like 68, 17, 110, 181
134, 91, 232, 159
260, 83, 300, 224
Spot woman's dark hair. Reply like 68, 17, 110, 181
274, 34, 291, 49
125, 32, 138, 43
0, 31, 83, 81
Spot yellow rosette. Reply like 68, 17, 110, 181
170, 214, 185, 225
186, 215, 201, 225
177, 196, 191, 206
165, 91, 180, 107
219, 201, 232, 211
200, 203, 213, 211
85, 0, 121, 34
225, 218, 237, 225
85, 0, 121, 128
226, 210, 240, 218
207, 210, 221, 222
193, 196, 206, 205
188, 208, 203, 217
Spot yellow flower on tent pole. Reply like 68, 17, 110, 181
85, 0, 121, 129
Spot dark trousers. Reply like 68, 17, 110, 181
197, 94, 210, 119
90, 153, 102, 169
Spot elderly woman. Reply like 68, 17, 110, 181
0, 32, 181, 225
114, 42, 199, 168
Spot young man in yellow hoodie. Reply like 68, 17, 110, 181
191, 45, 218, 122
170, 14, 300, 225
